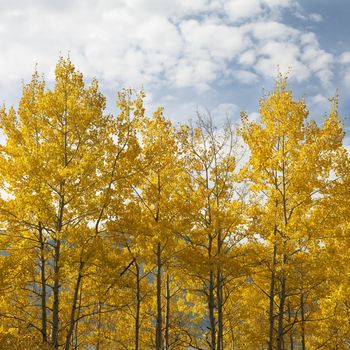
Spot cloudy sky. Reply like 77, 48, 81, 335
0, 0, 349, 129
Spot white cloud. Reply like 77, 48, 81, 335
168, 58, 220, 90
164, 101, 201, 123
224, 0, 294, 22
212, 103, 239, 121
337, 52, 350, 88
243, 21, 299, 41
343, 70, 350, 88
302, 45, 333, 86
235, 70, 259, 84
263, 0, 293, 7
238, 50, 256, 65
180, 20, 246, 60
294, 10, 323, 23
255, 41, 310, 81
248, 112, 260, 121
0, 0, 336, 101
309, 13, 323, 22
300, 32, 317, 45
340, 52, 350, 65
343, 136, 350, 154
238, 21, 333, 85
310, 94, 328, 106
224, 0, 263, 22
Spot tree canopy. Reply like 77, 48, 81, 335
0, 58, 348, 350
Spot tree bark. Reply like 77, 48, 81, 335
268, 239, 277, 350
208, 268, 216, 350
73, 279, 83, 350
52, 180, 65, 349
300, 293, 306, 350
135, 261, 141, 350
38, 222, 48, 343
277, 252, 286, 350
156, 242, 163, 350
96, 302, 102, 350
216, 239, 223, 350
277, 141, 288, 350
164, 273, 170, 350
52, 238, 61, 350
288, 302, 293, 350
64, 260, 84, 350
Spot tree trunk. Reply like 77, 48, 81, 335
216, 242, 223, 350
288, 302, 293, 350
277, 137, 288, 350
52, 238, 61, 350
268, 240, 277, 350
73, 279, 83, 350
164, 273, 170, 350
52, 180, 65, 349
230, 322, 235, 350
135, 261, 141, 350
208, 268, 216, 350
96, 301, 102, 350
64, 260, 84, 350
277, 253, 286, 350
38, 222, 48, 343
300, 293, 306, 350
156, 242, 163, 350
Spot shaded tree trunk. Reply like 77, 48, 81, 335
38, 222, 48, 343
216, 234, 223, 350
52, 116, 67, 348
64, 260, 84, 350
288, 302, 293, 350
96, 302, 102, 350
73, 279, 83, 350
156, 242, 163, 350
301, 293, 306, 350
135, 261, 141, 350
208, 268, 216, 350
164, 273, 170, 350
52, 238, 61, 350
277, 253, 286, 350
268, 239, 277, 350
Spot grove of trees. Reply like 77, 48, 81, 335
0, 58, 349, 349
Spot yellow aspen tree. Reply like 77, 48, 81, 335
0, 57, 118, 349
88, 90, 154, 350
308, 146, 350, 349
178, 113, 245, 350
241, 75, 344, 350
129, 108, 186, 350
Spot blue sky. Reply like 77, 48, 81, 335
0, 0, 349, 137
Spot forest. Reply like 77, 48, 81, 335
0, 57, 349, 350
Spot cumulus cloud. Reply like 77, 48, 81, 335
343, 136, 350, 154
338, 52, 350, 88
211, 103, 239, 122
340, 52, 350, 65
224, 0, 264, 22
238, 21, 333, 85
0, 0, 336, 98
309, 13, 323, 22
234, 70, 259, 84
224, 0, 294, 22
343, 71, 350, 88
248, 112, 260, 121
310, 94, 328, 106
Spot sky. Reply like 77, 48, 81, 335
0, 0, 349, 135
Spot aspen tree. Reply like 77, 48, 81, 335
0, 58, 111, 349
241, 75, 343, 349
179, 113, 245, 349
